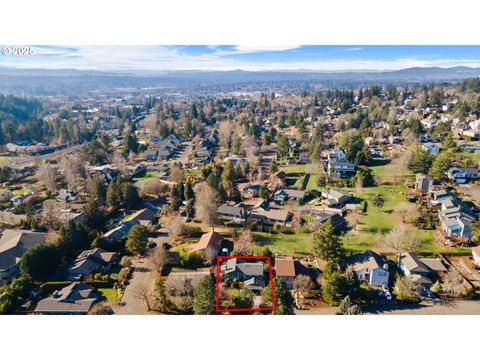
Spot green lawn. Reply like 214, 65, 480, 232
279, 164, 306, 174
253, 231, 313, 256
280, 163, 322, 190
340, 159, 469, 255
0, 155, 20, 164
96, 288, 119, 302
184, 169, 202, 178
134, 171, 163, 182
11, 187, 33, 195
305, 173, 319, 190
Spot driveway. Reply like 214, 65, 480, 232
114, 215, 183, 315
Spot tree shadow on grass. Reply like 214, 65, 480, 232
253, 233, 276, 246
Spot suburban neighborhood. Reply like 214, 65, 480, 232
2, 51, 480, 317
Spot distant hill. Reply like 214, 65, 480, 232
0, 66, 479, 96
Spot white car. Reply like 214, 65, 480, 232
384, 291, 392, 301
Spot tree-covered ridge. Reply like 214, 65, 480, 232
0, 93, 94, 145
0, 93, 44, 144
459, 77, 480, 93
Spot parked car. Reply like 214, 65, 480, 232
384, 291, 392, 301
147, 241, 157, 249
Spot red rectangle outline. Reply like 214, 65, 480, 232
215, 255, 277, 313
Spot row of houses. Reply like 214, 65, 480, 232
216, 200, 292, 227
103, 207, 157, 243
193, 129, 218, 165
415, 173, 479, 244
145, 134, 184, 161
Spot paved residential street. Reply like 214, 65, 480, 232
296, 300, 480, 315
114, 215, 183, 315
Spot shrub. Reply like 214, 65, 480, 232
279, 227, 295, 235
20, 243, 61, 280
180, 251, 204, 268
178, 224, 203, 238
298, 226, 311, 234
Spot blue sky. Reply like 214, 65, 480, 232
1, 45, 480, 71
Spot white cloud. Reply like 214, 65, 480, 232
232, 45, 300, 53
343, 47, 363, 51
1, 46, 479, 71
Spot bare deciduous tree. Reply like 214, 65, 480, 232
442, 269, 465, 296
60, 154, 86, 191
381, 224, 421, 257
204, 247, 218, 266
141, 179, 168, 198
111, 153, 129, 176
294, 275, 314, 292
151, 247, 168, 275
169, 163, 184, 183
194, 183, 219, 228
0, 189, 12, 203
394, 275, 417, 300
396, 203, 412, 223
40, 201, 62, 230
218, 120, 234, 149
37, 164, 58, 192
134, 284, 153, 312
234, 229, 253, 255
165, 276, 194, 313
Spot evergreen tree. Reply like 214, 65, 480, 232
262, 278, 295, 315
184, 181, 195, 201
106, 180, 122, 210
442, 132, 458, 151
277, 135, 289, 159
83, 197, 107, 233
20, 244, 61, 280
170, 182, 184, 211
429, 152, 452, 181
409, 148, 434, 174
193, 275, 216, 315
312, 219, 345, 263
122, 182, 141, 209
335, 295, 362, 315
126, 225, 148, 255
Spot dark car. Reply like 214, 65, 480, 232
147, 241, 157, 249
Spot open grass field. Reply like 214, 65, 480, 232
0, 155, 21, 164
253, 231, 313, 256
341, 158, 470, 255
134, 171, 163, 182
280, 163, 322, 190
11, 186, 33, 195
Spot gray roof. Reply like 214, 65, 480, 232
103, 224, 130, 242
400, 253, 432, 274
0, 230, 46, 271
283, 189, 306, 199
125, 208, 157, 224
237, 262, 264, 277
345, 250, 386, 272
216, 204, 245, 218
67, 248, 116, 278
34, 282, 96, 314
